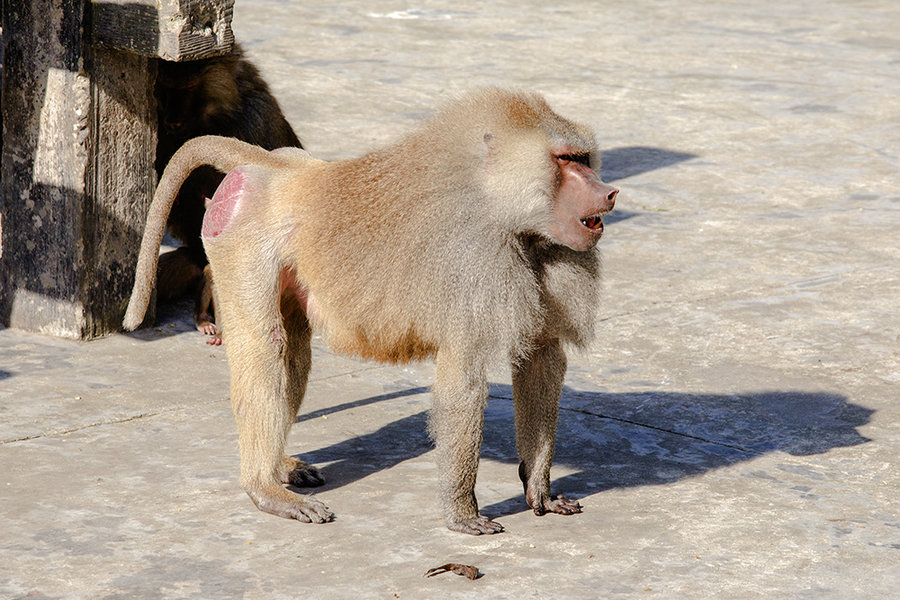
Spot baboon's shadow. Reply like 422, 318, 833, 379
294, 384, 871, 519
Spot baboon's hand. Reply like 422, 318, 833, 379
280, 457, 325, 488
530, 494, 583, 517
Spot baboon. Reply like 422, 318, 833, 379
155, 43, 302, 340
125, 89, 618, 535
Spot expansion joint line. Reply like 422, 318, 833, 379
559, 404, 765, 456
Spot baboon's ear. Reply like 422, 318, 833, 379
481, 132, 497, 170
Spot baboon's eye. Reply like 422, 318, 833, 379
555, 153, 591, 167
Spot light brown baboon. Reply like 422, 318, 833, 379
155, 43, 302, 341
125, 89, 618, 535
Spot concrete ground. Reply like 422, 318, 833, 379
2, 1, 898, 598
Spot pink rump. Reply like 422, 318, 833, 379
202, 167, 248, 238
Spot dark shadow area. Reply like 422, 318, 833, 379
124, 295, 196, 341
601, 146, 697, 183
293, 411, 432, 492
296, 386, 430, 423
480, 385, 872, 518
0, 368, 11, 381
293, 384, 872, 520
291, 387, 433, 489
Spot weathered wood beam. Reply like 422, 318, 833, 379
92, 0, 235, 61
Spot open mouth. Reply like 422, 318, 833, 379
579, 214, 604, 231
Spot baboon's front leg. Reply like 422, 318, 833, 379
429, 352, 503, 535
512, 338, 582, 516
276, 287, 324, 489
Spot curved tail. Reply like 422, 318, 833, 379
123, 135, 272, 331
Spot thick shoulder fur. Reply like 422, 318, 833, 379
527, 239, 602, 351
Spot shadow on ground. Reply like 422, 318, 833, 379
599, 146, 697, 227
293, 384, 872, 519
601, 146, 697, 183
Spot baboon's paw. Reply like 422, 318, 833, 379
530, 494, 583, 517
249, 484, 334, 523
447, 515, 505, 536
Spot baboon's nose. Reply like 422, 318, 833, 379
606, 188, 618, 208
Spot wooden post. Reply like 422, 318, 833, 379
0, 0, 233, 339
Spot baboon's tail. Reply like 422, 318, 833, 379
122, 136, 272, 331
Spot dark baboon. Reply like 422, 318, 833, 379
155, 43, 301, 338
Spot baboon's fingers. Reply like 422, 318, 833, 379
447, 516, 505, 536
531, 494, 583, 517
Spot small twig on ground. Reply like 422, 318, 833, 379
424, 563, 482, 580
